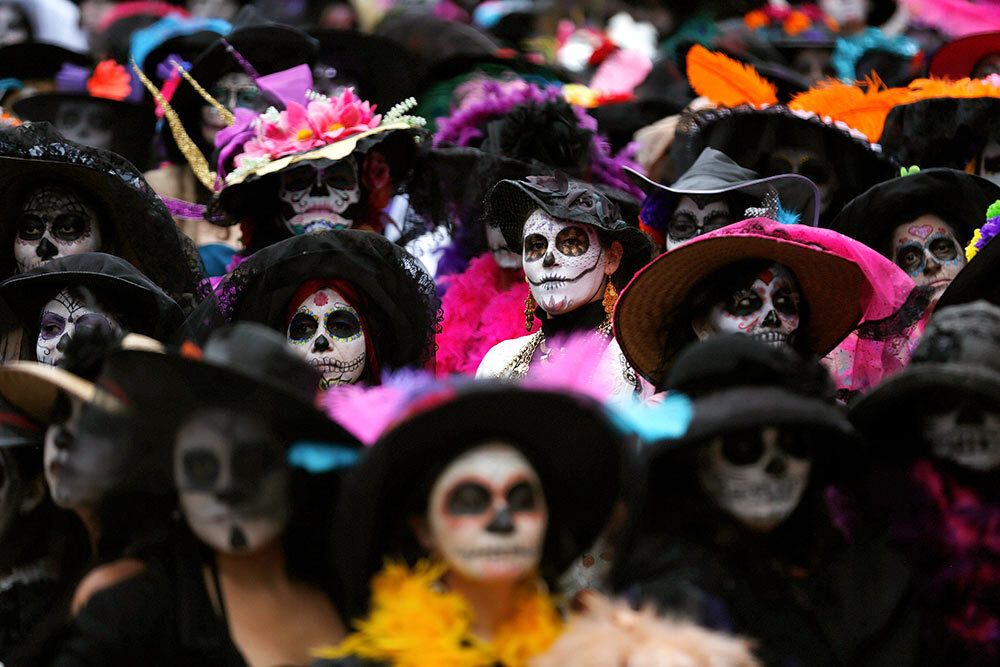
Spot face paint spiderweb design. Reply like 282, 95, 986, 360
424, 442, 547, 582
286, 287, 366, 389
277, 159, 361, 235
702, 263, 801, 347
14, 185, 102, 273
522, 209, 610, 316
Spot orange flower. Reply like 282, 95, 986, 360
87, 60, 131, 101
744, 9, 770, 30
824, 16, 840, 32
783, 11, 812, 36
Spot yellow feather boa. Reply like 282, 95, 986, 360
314, 560, 563, 666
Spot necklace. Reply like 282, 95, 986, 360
499, 317, 614, 379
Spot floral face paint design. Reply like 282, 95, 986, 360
175, 409, 290, 554
286, 287, 366, 389
36, 288, 121, 367
699, 263, 801, 347
424, 442, 547, 582
890, 216, 965, 299
696, 427, 813, 531
14, 185, 102, 273
522, 209, 610, 316
277, 159, 361, 235
666, 196, 732, 251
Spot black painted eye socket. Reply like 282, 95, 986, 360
727, 292, 763, 317
282, 166, 317, 193
773, 289, 799, 316
183, 449, 220, 488
667, 215, 697, 240
323, 162, 357, 191
555, 226, 590, 256
765, 156, 795, 176
288, 312, 318, 342
16, 215, 45, 240
798, 159, 830, 186
52, 214, 88, 241
506, 481, 536, 512
895, 245, 924, 273
930, 237, 958, 261
446, 482, 492, 515
524, 234, 548, 262
777, 431, 812, 459
720, 435, 765, 466
232, 442, 280, 484
325, 309, 361, 339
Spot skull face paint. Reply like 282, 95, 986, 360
921, 397, 1000, 472
44, 395, 116, 509
697, 263, 801, 347
202, 73, 263, 145
486, 224, 521, 271
36, 288, 122, 367
522, 209, 610, 316
890, 216, 965, 299
696, 427, 813, 531
174, 409, 290, 554
980, 137, 1000, 187
667, 196, 733, 251
277, 159, 361, 235
14, 185, 102, 273
766, 148, 838, 215
54, 103, 114, 151
425, 443, 547, 582
286, 287, 366, 389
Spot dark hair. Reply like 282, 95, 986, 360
654, 259, 811, 388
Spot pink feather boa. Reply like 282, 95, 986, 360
436, 253, 540, 376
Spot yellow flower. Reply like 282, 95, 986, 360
966, 228, 983, 262
296, 128, 314, 141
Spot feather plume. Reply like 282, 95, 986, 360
519, 331, 618, 401
789, 76, 917, 142
686, 44, 777, 108
322, 368, 437, 445
907, 77, 1000, 100
898, 0, 1000, 38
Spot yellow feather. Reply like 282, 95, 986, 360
686, 44, 778, 108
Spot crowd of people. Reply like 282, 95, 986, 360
1, 0, 999, 665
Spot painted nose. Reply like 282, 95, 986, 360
542, 251, 555, 267
53, 427, 74, 451
923, 252, 941, 275
313, 335, 330, 352
485, 507, 516, 534
761, 309, 781, 328
36, 236, 58, 260
216, 485, 252, 506
310, 177, 329, 197
765, 454, 787, 477
56, 333, 72, 352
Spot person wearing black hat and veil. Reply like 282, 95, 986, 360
315, 381, 629, 665
476, 174, 653, 402
612, 335, 922, 666
849, 301, 1000, 665
189, 229, 440, 390
48, 323, 364, 666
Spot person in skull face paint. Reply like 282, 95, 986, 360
612, 335, 923, 666
476, 175, 654, 401
47, 323, 364, 666
849, 301, 1000, 664
317, 382, 628, 665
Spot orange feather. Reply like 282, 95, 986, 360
789, 77, 917, 142
686, 44, 778, 108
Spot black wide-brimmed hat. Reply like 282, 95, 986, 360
0, 41, 92, 83
0, 395, 44, 449
0, 253, 186, 344
937, 237, 1000, 310
333, 381, 629, 619
849, 301, 1000, 445
829, 169, 1000, 258
0, 122, 206, 310
614, 218, 866, 388
626, 147, 821, 232
188, 230, 440, 371
879, 95, 1000, 172
483, 174, 654, 289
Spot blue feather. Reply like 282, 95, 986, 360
608, 393, 694, 443
776, 199, 801, 225
288, 442, 361, 473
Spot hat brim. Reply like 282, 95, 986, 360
0, 362, 97, 423
614, 221, 866, 387
624, 167, 821, 226
879, 97, 1000, 170
929, 31, 1000, 79
936, 238, 1000, 309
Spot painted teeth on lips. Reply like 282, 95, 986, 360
752, 331, 788, 346
458, 546, 535, 558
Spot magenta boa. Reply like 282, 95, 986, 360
436, 253, 540, 376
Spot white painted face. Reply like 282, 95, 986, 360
174, 409, 290, 554
14, 185, 102, 273
44, 395, 116, 508
286, 287, 366, 389
425, 443, 547, 582
768, 148, 838, 215
0, 4, 30, 47
202, 72, 262, 144
922, 402, 1000, 472
522, 209, 610, 316
485, 224, 521, 271
54, 103, 114, 152
277, 160, 361, 235
186, 0, 240, 21
696, 427, 813, 531
890, 216, 965, 300
695, 263, 801, 348
820, 0, 868, 25
37, 288, 122, 367
667, 196, 733, 251
980, 138, 1000, 187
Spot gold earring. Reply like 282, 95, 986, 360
524, 292, 537, 332
602, 281, 618, 320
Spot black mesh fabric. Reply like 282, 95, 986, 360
187, 230, 441, 371
0, 122, 208, 313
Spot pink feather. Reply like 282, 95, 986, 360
899, 0, 1000, 37
322, 368, 437, 445
520, 331, 618, 402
